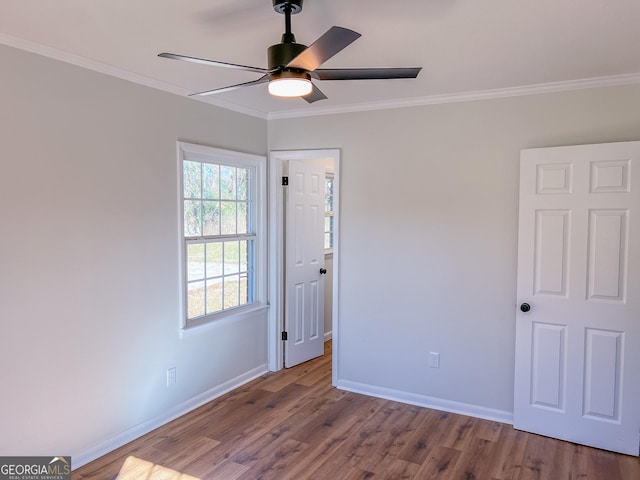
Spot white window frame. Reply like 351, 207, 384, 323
177, 141, 267, 331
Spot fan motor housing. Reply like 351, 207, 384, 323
273, 0, 303, 14
268, 42, 307, 70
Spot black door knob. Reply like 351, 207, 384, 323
319, 268, 327, 275
520, 303, 531, 313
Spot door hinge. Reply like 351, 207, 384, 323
281, 331, 288, 341
282, 176, 289, 186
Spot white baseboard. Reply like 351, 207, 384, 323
73, 364, 511, 470
324, 330, 332, 342
336, 379, 513, 425
73, 364, 269, 470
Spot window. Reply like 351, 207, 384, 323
179, 142, 265, 328
324, 174, 334, 251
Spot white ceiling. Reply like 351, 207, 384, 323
2, 0, 640, 119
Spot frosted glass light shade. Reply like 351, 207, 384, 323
268, 77, 313, 97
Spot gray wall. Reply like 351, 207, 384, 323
269, 84, 640, 416
0, 44, 268, 460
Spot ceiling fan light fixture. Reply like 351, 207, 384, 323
159, 1, 422, 104
268, 71, 313, 97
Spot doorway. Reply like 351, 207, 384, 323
268, 149, 340, 383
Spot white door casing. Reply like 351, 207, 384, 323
284, 160, 325, 367
267, 149, 340, 380
514, 141, 640, 455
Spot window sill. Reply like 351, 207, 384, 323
179, 303, 269, 338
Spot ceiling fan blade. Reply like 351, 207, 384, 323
189, 75, 270, 97
159, 52, 270, 74
286, 26, 361, 72
302, 84, 328, 103
313, 67, 422, 81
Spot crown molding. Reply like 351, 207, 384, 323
0, 33, 268, 120
3, 32, 640, 121
268, 72, 640, 119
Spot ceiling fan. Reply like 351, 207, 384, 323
159, 0, 421, 103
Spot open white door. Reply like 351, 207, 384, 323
284, 160, 325, 368
514, 141, 640, 455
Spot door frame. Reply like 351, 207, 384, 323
268, 149, 340, 384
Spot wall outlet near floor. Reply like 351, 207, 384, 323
167, 367, 177, 386
428, 352, 440, 368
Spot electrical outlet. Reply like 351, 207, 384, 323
167, 367, 177, 386
428, 352, 440, 369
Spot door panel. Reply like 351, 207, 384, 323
514, 141, 640, 456
534, 210, 570, 296
583, 328, 622, 421
587, 209, 627, 302
530, 322, 566, 410
284, 160, 325, 367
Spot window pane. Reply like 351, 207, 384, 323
325, 193, 333, 212
237, 168, 248, 200
221, 201, 237, 235
325, 177, 334, 212
325, 216, 331, 232
239, 241, 248, 273
224, 241, 240, 275
324, 233, 332, 250
239, 273, 248, 305
205, 242, 223, 278
187, 281, 205, 319
187, 244, 205, 282
237, 202, 248, 234
221, 166, 236, 200
324, 178, 333, 208
224, 274, 240, 309
203, 201, 220, 236
206, 278, 222, 314
183, 161, 201, 199
202, 163, 219, 199
325, 177, 333, 195
184, 200, 202, 237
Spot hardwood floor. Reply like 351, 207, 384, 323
74, 341, 639, 479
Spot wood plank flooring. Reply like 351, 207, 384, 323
74, 342, 640, 479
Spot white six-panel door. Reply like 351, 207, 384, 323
284, 160, 325, 368
514, 141, 640, 455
